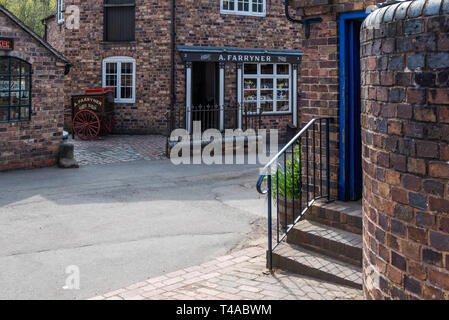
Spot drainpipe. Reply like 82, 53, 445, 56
284, 0, 322, 39
169, 0, 176, 133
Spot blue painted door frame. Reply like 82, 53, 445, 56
339, 11, 369, 201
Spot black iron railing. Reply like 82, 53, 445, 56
175, 103, 262, 132
256, 118, 333, 270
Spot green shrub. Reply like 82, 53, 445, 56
270, 144, 302, 201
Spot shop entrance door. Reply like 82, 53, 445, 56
191, 62, 220, 131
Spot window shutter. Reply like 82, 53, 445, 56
104, 0, 136, 42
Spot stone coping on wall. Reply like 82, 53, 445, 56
363, 0, 449, 28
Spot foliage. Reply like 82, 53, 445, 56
0, 0, 56, 37
271, 144, 302, 201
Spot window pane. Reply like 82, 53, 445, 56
121, 63, 132, 74
0, 75, 9, 92
260, 79, 273, 102
244, 89, 257, 102
277, 64, 289, 75
261, 79, 273, 89
20, 107, 30, 120
244, 78, 257, 90
10, 107, 19, 120
106, 62, 117, 74
0, 107, 7, 121
238, 0, 249, 11
10, 59, 20, 75
261, 101, 273, 113
261, 64, 273, 74
11, 92, 20, 106
253, 0, 263, 12
21, 76, 30, 91
121, 87, 132, 99
20, 91, 30, 105
244, 64, 257, 75
21, 63, 31, 75
0, 94, 9, 106
121, 74, 132, 87
245, 102, 257, 113
277, 101, 290, 112
223, 0, 234, 10
0, 60, 8, 74
277, 79, 289, 101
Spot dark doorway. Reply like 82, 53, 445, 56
192, 62, 219, 106
191, 62, 220, 131
339, 12, 368, 201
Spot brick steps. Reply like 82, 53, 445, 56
271, 242, 362, 290
306, 200, 363, 235
286, 220, 363, 267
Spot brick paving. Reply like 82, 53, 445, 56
89, 246, 363, 300
68, 135, 167, 166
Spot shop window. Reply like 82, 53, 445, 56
221, 0, 265, 16
102, 56, 136, 103
243, 63, 291, 114
104, 0, 136, 42
0, 57, 32, 122
57, 0, 65, 24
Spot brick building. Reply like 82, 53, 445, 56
45, 0, 383, 199
0, 5, 69, 171
41, 0, 449, 300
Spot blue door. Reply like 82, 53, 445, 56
339, 12, 369, 201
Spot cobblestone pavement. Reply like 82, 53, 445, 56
68, 135, 167, 166
90, 246, 363, 300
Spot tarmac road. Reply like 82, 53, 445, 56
0, 159, 266, 299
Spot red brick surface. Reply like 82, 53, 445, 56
361, 1, 449, 300
0, 11, 66, 171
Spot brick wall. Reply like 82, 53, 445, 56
361, 0, 449, 299
292, 0, 381, 197
46, 0, 172, 134
0, 12, 66, 171
45, 15, 65, 53
46, 0, 382, 196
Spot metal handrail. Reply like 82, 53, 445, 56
256, 117, 333, 270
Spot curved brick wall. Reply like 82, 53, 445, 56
361, 0, 449, 299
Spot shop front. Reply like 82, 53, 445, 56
177, 46, 302, 134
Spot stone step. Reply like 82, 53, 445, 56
271, 242, 362, 290
286, 220, 363, 267
307, 200, 363, 234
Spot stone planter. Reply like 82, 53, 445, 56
277, 195, 301, 228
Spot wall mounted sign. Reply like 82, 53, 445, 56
177, 46, 302, 64
0, 38, 14, 51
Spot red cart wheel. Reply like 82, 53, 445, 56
73, 110, 101, 140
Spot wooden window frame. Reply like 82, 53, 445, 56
102, 56, 136, 104
220, 0, 266, 17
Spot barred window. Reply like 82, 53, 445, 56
221, 0, 265, 16
0, 57, 32, 122
104, 0, 136, 42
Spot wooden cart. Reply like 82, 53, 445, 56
71, 88, 115, 140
